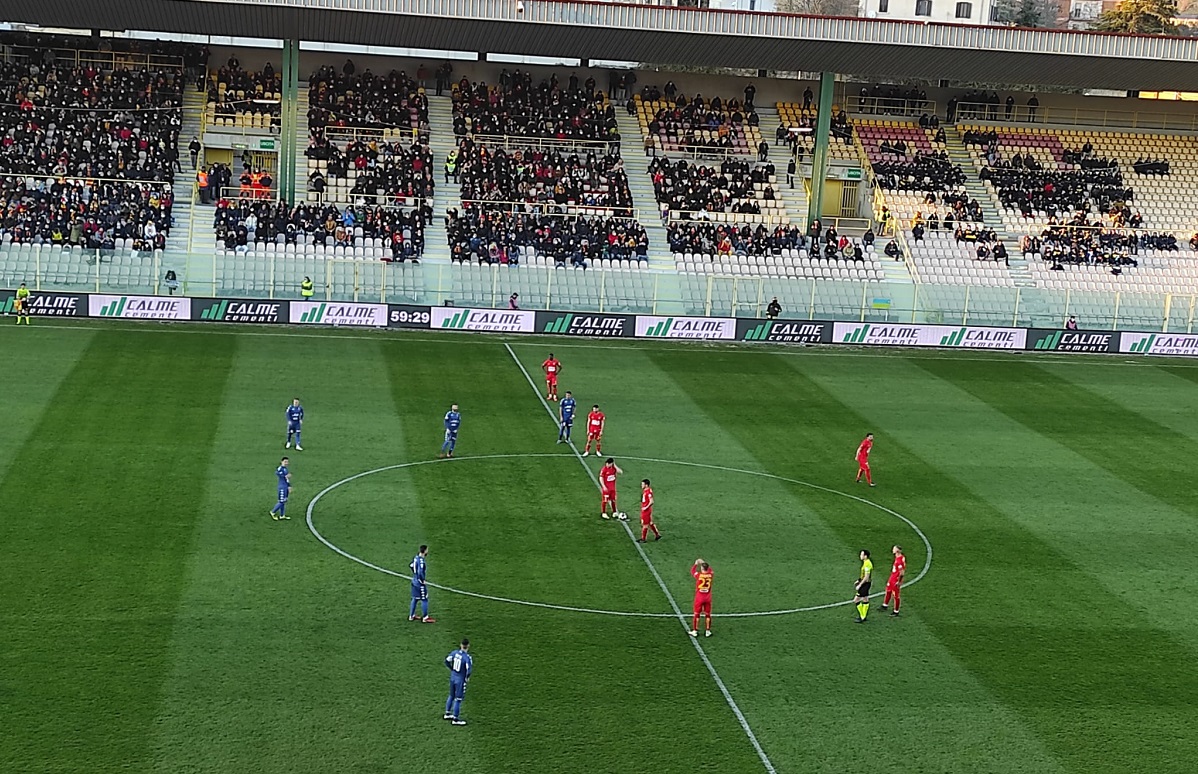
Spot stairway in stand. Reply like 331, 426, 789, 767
943, 124, 1035, 288
753, 105, 810, 231
171, 88, 208, 293
615, 108, 668, 267
613, 108, 691, 313
423, 95, 458, 266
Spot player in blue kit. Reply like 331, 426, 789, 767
440, 404, 461, 458
285, 398, 304, 451
558, 391, 576, 444
270, 457, 291, 521
443, 639, 472, 725
409, 545, 436, 623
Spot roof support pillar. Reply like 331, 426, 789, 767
806, 71, 835, 229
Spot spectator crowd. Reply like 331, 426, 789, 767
447, 208, 647, 267
308, 62, 430, 136
305, 136, 434, 205
452, 71, 618, 143
649, 156, 776, 218
454, 143, 632, 212
212, 198, 428, 261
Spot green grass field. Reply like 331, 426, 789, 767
4, 319, 1198, 773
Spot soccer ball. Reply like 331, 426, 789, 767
617, 512, 628, 521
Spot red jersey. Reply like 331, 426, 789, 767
599, 463, 618, 493
692, 565, 713, 599
542, 358, 561, 379
587, 411, 605, 433
856, 436, 873, 462
889, 552, 907, 583
641, 486, 653, 514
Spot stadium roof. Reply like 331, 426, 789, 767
8, 0, 1198, 90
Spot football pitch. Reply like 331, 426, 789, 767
4, 320, 1198, 774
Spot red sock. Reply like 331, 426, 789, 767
692, 614, 698, 630
641, 525, 648, 540
883, 588, 892, 606
651, 524, 660, 537
893, 589, 901, 612
705, 617, 711, 631
865, 469, 873, 484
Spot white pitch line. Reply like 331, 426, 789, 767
503, 342, 778, 774
8, 318, 1196, 369
305, 452, 930, 618
306, 453, 675, 618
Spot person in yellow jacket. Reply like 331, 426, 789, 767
14, 282, 31, 324
300, 277, 315, 299
445, 150, 458, 184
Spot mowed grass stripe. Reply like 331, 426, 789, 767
148, 335, 488, 772
0, 330, 235, 771
506, 341, 857, 614
648, 349, 1066, 774
803, 354, 1198, 772
379, 340, 767, 773
0, 327, 95, 476
917, 359, 1198, 520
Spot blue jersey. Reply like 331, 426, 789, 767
445, 648, 472, 683
411, 554, 428, 599
276, 464, 290, 501
560, 397, 576, 423
444, 410, 461, 438
286, 404, 304, 429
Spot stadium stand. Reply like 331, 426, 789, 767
446, 208, 647, 267
303, 135, 434, 208
649, 156, 783, 224
774, 102, 858, 163
455, 144, 633, 214
635, 90, 762, 156
307, 64, 429, 136
958, 125, 1198, 235
205, 62, 281, 132
451, 72, 617, 143
211, 198, 428, 260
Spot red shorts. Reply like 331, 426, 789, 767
601, 490, 616, 506
640, 509, 653, 524
693, 596, 711, 616
588, 430, 602, 440
886, 577, 901, 592
857, 459, 870, 471
546, 375, 558, 385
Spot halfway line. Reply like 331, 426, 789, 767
503, 342, 778, 774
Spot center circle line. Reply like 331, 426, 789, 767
305, 453, 932, 618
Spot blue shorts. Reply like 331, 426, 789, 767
448, 678, 466, 701
288, 421, 301, 431
561, 417, 573, 427
278, 488, 289, 503
411, 583, 428, 601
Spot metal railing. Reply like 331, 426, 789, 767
298, 192, 430, 209
0, 45, 186, 71
324, 126, 425, 145
953, 102, 1198, 132
7, 243, 1198, 331
842, 96, 938, 118
665, 208, 790, 225
458, 199, 640, 219
466, 134, 617, 153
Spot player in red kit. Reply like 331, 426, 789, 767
637, 479, 661, 543
855, 433, 875, 486
880, 544, 906, 616
598, 458, 623, 520
690, 559, 713, 637
583, 405, 605, 457
542, 353, 562, 401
